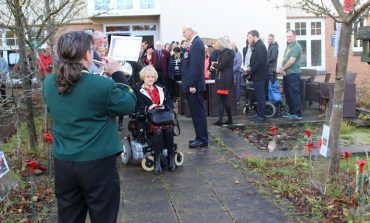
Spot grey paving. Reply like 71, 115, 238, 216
118, 116, 291, 223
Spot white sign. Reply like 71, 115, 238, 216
0, 151, 10, 178
108, 36, 142, 62
320, 124, 330, 158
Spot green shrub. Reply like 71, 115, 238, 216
340, 120, 355, 135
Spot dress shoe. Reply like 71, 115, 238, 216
189, 139, 196, 144
213, 121, 223, 126
224, 120, 233, 125
189, 140, 208, 149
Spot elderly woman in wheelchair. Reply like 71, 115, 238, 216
126, 66, 183, 175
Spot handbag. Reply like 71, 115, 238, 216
147, 108, 175, 125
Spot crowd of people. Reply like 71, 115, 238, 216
38, 23, 304, 222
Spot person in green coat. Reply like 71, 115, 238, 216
43, 31, 136, 223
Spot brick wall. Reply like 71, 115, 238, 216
325, 17, 370, 85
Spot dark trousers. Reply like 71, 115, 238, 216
217, 93, 232, 122
54, 155, 120, 223
253, 80, 266, 118
283, 73, 302, 116
150, 127, 174, 156
186, 92, 208, 144
0, 83, 6, 102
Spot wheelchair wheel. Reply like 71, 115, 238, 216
120, 139, 131, 165
174, 151, 184, 166
265, 101, 277, 118
141, 156, 155, 171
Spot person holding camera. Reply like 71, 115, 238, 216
43, 31, 137, 223
133, 66, 176, 175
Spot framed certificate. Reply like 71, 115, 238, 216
108, 36, 143, 62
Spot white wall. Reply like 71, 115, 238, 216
160, 0, 287, 64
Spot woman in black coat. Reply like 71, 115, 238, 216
211, 37, 235, 126
133, 66, 175, 175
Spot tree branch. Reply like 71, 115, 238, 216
347, 0, 370, 23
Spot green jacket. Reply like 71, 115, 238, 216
43, 72, 136, 161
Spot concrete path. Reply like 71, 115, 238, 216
117, 116, 292, 223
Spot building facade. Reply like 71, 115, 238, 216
286, 0, 370, 84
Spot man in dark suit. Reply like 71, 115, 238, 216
181, 23, 208, 148
246, 30, 269, 123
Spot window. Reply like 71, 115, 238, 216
106, 26, 130, 32
95, 0, 110, 10
311, 22, 321, 35
140, 0, 154, 9
132, 25, 156, 31
117, 0, 133, 10
286, 23, 291, 32
295, 22, 306, 36
287, 19, 325, 69
352, 18, 366, 52
5, 30, 17, 47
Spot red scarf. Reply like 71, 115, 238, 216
145, 86, 160, 104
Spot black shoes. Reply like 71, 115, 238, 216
189, 140, 208, 149
214, 120, 233, 126
154, 155, 162, 175
214, 121, 223, 126
168, 154, 176, 172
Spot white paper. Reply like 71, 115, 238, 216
0, 151, 10, 178
320, 124, 330, 158
108, 36, 143, 62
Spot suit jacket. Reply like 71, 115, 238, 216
249, 39, 269, 81
152, 49, 170, 78
181, 36, 206, 93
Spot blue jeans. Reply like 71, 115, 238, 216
283, 73, 302, 116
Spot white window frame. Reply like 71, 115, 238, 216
287, 18, 326, 70
104, 23, 159, 42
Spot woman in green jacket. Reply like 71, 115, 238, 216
43, 31, 136, 223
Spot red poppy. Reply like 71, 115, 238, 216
26, 160, 47, 174
43, 132, 54, 145
343, 0, 354, 12
318, 138, 323, 150
305, 129, 312, 138
270, 126, 278, 136
355, 160, 367, 174
342, 151, 352, 161
305, 143, 314, 153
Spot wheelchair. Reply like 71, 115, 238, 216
120, 111, 184, 172
241, 74, 287, 118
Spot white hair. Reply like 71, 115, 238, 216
155, 40, 162, 46
92, 31, 104, 41
183, 22, 198, 34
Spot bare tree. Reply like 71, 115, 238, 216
287, 0, 370, 174
0, 0, 86, 155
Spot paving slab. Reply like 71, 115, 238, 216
119, 116, 291, 223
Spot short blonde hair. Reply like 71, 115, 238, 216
139, 66, 158, 82
215, 37, 231, 50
